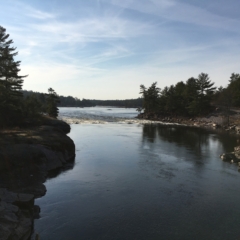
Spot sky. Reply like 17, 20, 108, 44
1, 0, 240, 100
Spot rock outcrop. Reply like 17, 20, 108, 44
236, 126, 240, 134
220, 145, 240, 168
0, 118, 75, 240
0, 188, 36, 240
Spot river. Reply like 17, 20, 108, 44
34, 107, 240, 240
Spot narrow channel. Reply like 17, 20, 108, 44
34, 107, 240, 240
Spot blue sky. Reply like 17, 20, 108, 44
1, 0, 240, 99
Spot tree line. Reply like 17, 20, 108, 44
22, 90, 142, 108
89, 98, 142, 108
0, 26, 59, 127
22, 90, 95, 108
139, 73, 240, 117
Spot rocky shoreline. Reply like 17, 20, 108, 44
220, 145, 240, 169
0, 118, 75, 240
137, 111, 240, 134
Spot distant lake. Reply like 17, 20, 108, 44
35, 107, 240, 240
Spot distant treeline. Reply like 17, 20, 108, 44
89, 98, 142, 108
22, 91, 95, 107
58, 96, 94, 107
139, 73, 240, 117
22, 90, 143, 108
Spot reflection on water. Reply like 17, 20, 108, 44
142, 124, 238, 157
35, 121, 240, 240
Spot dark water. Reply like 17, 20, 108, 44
35, 122, 240, 240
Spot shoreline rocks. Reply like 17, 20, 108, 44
220, 145, 240, 170
137, 112, 240, 134
0, 188, 36, 240
0, 118, 75, 240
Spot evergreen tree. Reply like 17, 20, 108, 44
173, 81, 187, 115
163, 85, 176, 113
196, 73, 215, 95
195, 73, 216, 115
227, 73, 240, 107
0, 26, 27, 125
139, 74, 216, 117
46, 88, 60, 118
22, 94, 42, 118
140, 82, 160, 113
184, 77, 199, 115
229, 73, 240, 83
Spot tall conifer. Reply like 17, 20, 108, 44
0, 26, 27, 125
46, 88, 60, 118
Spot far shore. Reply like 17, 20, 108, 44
137, 108, 240, 135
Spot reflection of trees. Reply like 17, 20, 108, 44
142, 124, 239, 158
142, 124, 210, 154
142, 124, 158, 143
140, 124, 239, 178
141, 124, 210, 172
211, 133, 238, 153
157, 126, 209, 156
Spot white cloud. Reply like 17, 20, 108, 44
26, 8, 56, 20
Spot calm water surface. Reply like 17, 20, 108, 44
35, 107, 240, 240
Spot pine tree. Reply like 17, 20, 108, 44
228, 73, 240, 107
46, 88, 60, 118
0, 26, 27, 126
196, 73, 216, 96
140, 82, 160, 113
195, 73, 216, 115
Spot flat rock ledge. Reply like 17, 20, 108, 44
0, 119, 75, 240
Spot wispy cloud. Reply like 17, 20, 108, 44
30, 17, 154, 44
26, 8, 56, 20
1, 0, 240, 99
109, 0, 240, 32
9, 6, 156, 70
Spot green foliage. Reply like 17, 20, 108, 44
195, 73, 216, 114
214, 73, 240, 111
21, 94, 42, 118
46, 88, 60, 118
140, 73, 216, 117
196, 73, 216, 95
140, 82, 160, 113
0, 26, 27, 126
227, 73, 240, 107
